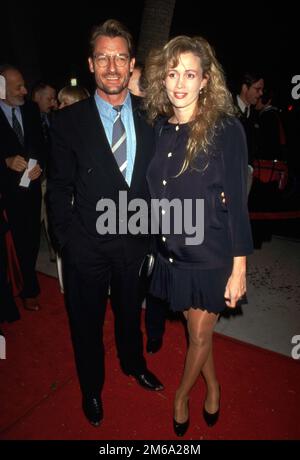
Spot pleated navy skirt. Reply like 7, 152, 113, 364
149, 253, 233, 313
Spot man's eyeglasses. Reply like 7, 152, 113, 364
93, 53, 130, 67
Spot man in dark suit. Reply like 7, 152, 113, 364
31, 82, 57, 157
0, 64, 44, 311
47, 19, 164, 427
234, 72, 264, 195
32, 82, 58, 262
235, 72, 264, 165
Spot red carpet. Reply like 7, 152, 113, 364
0, 273, 299, 440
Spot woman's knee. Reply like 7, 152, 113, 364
188, 330, 211, 348
186, 309, 216, 347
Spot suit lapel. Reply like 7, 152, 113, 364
0, 106, 11, 130
20, 104, 30, 154
80, 98, 129, 190
0, 105, 25, 151
130, 102, 143, 191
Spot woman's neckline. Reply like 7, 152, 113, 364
167, 118, 190, 126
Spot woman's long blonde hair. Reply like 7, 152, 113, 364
143, 36, 236, 173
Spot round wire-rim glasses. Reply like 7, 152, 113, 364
93, 53, 130, 67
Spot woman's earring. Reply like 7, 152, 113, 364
199, 87, 206, 105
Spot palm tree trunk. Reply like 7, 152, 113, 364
137, 0, 176, 63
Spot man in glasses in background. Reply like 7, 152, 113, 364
47, 19, 163, 428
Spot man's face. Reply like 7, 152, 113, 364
88, 36, 135, 103
3, 69, 27, 106
244, 79, 264, 106
35, 86, 57, 113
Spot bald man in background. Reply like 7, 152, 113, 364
0, 64, 45, 310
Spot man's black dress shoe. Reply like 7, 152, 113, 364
173, 417, 189, 437
127, 369, 164, 391
82, 396, 103, 427
146, 337, 163, 354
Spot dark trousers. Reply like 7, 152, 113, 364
0, 233, 20, 323
63, 233, 148, 397
145, 294, 168, 340
5, 187, 41, 298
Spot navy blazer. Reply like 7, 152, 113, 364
147, 116, 253, 269
47, 95, 155, 251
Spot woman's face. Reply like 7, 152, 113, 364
164, 52, 207, 117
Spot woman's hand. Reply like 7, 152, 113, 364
224, 256, 246, 308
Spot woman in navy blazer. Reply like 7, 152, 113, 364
144, 35, 253, 436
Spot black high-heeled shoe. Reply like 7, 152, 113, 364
173, 398, 189, 436
173, 417, 189, 437
203, 385, 220, 427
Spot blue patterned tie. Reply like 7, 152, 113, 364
112, 105, 127, 177
12, 107, 24, 146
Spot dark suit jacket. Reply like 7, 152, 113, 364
47, 95, 155, 251
234, 96, 260, 165
258, 107, 286, 160
0, 100, 45, 197
0, 158, 8, 235
0, 102, 45, 218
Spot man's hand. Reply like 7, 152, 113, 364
28, 164, 42, 181
5, 155, 27, 172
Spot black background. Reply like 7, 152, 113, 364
0, 1, 299, 107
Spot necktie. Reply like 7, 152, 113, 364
112, 105, 127, 177
12, 107, 24, 146
41, 112, 50, 143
